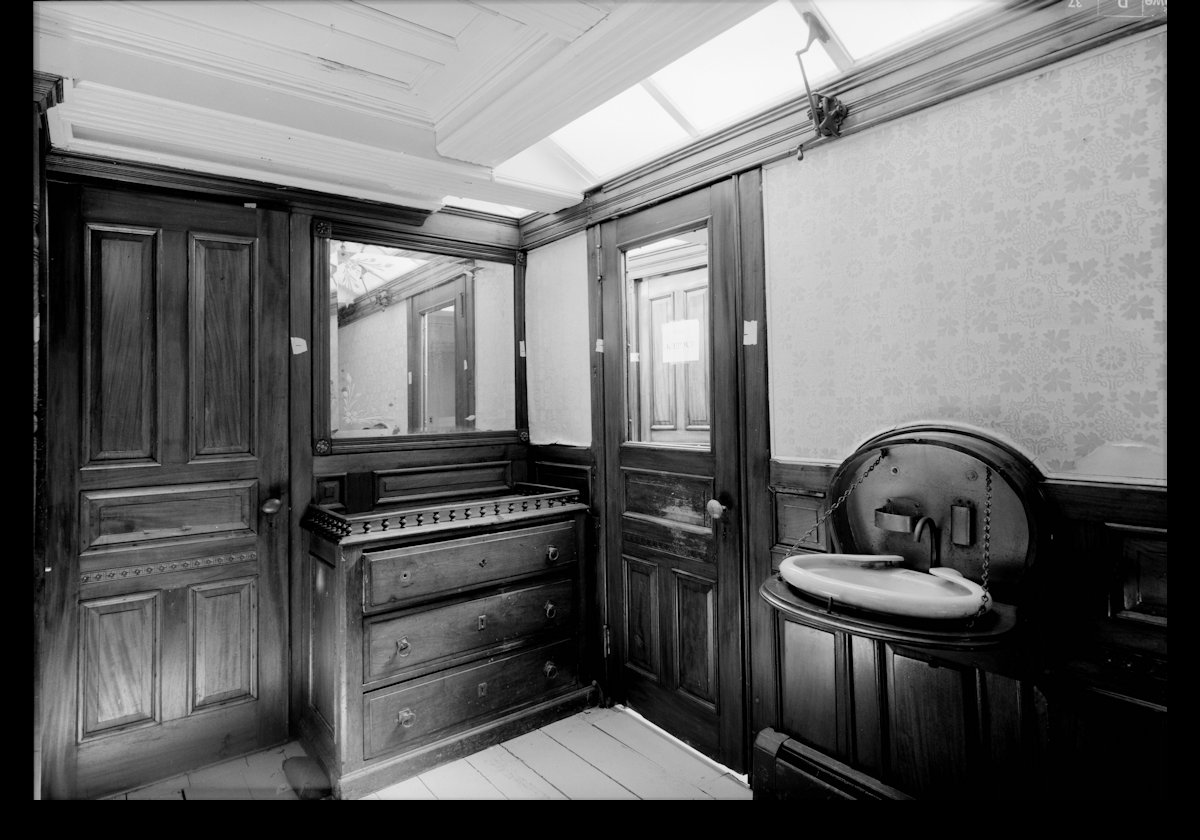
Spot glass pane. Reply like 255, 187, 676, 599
651, 0, 837, 135
329, 239, 515, 438
550, 84, 692, 182
623, 227, 710, 449
813, 0, 995, 62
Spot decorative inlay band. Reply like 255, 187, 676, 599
624, 531, 706, 561
301, 485, 583, 543
80, 551, 258, 585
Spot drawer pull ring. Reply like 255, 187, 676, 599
544, 601, 556, 620
479, 557, 488, 567
397, 708, 416, 728
544, 661, 558, 680
546, 546, 560, 563
395, 637, 411, 657
478, 614, 487, 631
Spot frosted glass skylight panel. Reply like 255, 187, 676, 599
650, 0, 837, 134
813, 0, 995, 61
549, 84, 692, 181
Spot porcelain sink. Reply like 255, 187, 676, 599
778, 554, 990, 620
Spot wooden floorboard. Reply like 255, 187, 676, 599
501, 728, 639, 800
465, 744, 568, 800
111, 706, 752, 801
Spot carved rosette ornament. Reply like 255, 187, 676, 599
314, 220, 332, 237
315, 437, 332, 455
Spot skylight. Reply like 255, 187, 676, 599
496, 0, 998, 202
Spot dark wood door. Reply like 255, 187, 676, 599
599, 183, 745, 771
39, 185, 290, 799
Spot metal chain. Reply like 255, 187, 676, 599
785, 450, 886, 555
968, 466, 993, 626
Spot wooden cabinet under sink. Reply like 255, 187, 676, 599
297, 483, 593, 799
754, 576, 1047, 800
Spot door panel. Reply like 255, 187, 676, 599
42, 185, 289, 799
600, 183, 745, 771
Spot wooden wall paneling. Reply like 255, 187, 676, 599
83, 223, 159, 465
673, 569, 717, 707
78, 591, 161, 740
189, 577, 257, 711
41, 181, 84, 799
779, 621, 840, 757
530, 448, 599, 688
736, 168, 776, 752
885, 646, 977, 799
375, 461, 514, 506
189, 233, 256, 459
849, 634, 883, 775
289, 210, 314, 734
79, 480, 257, 552
586, 222, 612, 695
514, 251, 529, 435
623, 556, 659, 678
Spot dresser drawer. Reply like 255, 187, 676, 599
364, 578, 576, 683
364, 639, 578, 759
363, 520, 577, 610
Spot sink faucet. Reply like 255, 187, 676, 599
912, 516, 939, 570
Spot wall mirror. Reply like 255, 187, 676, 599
313, 226, 521, 452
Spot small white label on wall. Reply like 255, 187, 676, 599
743, 320, 758, 346
290, 337, 308, 354
519, 340, 527, 357
595, 339, 605, 353
630, 352, 640, 363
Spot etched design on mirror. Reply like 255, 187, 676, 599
623, 227, 711, 448
326, 239, 515, 440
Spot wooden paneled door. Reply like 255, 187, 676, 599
598, 183, 746, 771
39, 185, 290, 799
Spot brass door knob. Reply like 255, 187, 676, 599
261, 497, 282, 515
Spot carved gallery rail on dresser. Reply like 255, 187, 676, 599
296, 482, 592, 799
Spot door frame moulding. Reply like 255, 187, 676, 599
519, 0, 1166, 249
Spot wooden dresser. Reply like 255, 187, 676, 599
297, 483, 593, 799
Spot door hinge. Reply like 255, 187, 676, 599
603, 624, 611, 657
597, 273, 604, 283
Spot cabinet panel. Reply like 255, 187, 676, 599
364, 520, 576, 610
885, 646, 975, 799
363, 639, 577, 759
779, 621, 839, 756
365, 578, 574, 683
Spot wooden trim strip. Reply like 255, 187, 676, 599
80, 550, 258, 585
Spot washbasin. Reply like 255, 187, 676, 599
778, 553, 990, 620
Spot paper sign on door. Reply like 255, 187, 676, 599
661, 319, 700, 363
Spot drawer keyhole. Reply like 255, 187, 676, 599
477, 614, 487, 631
477, 681, 488, 698
544, 601, 557, 620
479, 557, 488, 567
397, 708, 416, 728
544, 661, 558, 680
545, 545, 560, 563
395, 637, 411, 657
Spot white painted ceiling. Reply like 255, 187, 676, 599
33, 0, 775, 216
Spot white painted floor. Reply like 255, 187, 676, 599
110, 705, 752, 801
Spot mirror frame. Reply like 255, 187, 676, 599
311, 218, 528, 454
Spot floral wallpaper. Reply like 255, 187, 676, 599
763, 32, 1166, 482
